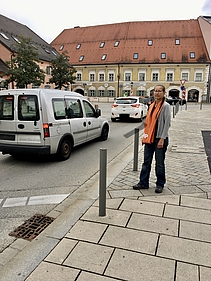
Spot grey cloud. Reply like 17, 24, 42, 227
202, 0, 211, 14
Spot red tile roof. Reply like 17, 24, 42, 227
51, 19, 210, 65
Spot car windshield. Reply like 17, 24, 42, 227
116, 98, 137, 104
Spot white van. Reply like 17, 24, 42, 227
0, 89, 109, 160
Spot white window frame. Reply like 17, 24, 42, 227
152, 71, 159, 81
76, 72, 82, 81
98, 72, 105, 82
166, 73, 173, 81
108, 72, 115, 81
124, 72, 132, 81
138, 72, 146, 81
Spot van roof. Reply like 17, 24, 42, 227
0, 88, 83, 97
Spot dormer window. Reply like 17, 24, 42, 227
0, 32, 9, 40
12, 36, 20, 43
175, 39, 180, 45
161, 53, 166, 59
79, 55, 84, 61
148, 40, 153, 46
100, 42, 105, 48
51, 50, 58, 56
45, 49, 51, 54
133, 53, 138, 59
190, 52, 195, 59
101, 54, 107, 60
114, 41, 119, 47
59, 45, 64, 51
76, 44, 81, 49
31, 43, 38, 50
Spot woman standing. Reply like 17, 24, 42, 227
133, 85, 171, 193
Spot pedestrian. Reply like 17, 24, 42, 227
133, 84, 171, 193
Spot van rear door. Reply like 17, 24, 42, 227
16, 94, 43, 146
0, 94, 17, 145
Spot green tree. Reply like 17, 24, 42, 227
5, 35, 45, 88
49, 51, 76, 90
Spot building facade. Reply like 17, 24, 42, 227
51, 17, 211, 103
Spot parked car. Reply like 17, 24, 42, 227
111, 96, 148, 122
166, 96, 180, 105
179, 98, 187, 105
0, 89, 109, 160
140, 96, 155, 109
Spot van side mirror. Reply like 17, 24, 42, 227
95, 108, 101, 117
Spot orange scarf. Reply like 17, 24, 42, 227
142, 100, 164, 144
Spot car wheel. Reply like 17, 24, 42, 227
111, 118, 116, 122
100, 125, 109, 141
57, 138, 72, 161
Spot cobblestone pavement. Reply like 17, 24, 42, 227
1, 103, 211, 281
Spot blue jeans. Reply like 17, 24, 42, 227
138, 138, 168, 188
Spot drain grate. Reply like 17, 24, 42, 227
9, 214, 55, 241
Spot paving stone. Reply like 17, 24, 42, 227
197, 185, 211, 192
109, 189, 143, 198
66, 220, 107, 243
0, 247, 19, 266
181, 195, 211, 210
139, 194, 180, 205
45, 238, 77, 264
182, 192, 208, 199
128, 212, 179, 236
81, 206, 130, 227
93, 198, 123, 209
179, 220, 211, 243
168, 185, 202, 195
200, 266, 211, 281
176, 262, 199, 281
77, 271, 116, 280
120, 198, 165, 216
64, 241, 113, 274
100, 225, 158, 254
105, 248, 175, 281
157, 235, 211, 267
164, 204, 211, 224
25, 261, 79, 281
10, 238, 30, 251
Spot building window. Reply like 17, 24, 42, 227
99, 90, 105, 96
139, 73, 145, 81
90, 73, 95, 81
175, 39, 180, 45
152, 73, 159, 81
12, 36, 20, 43
99, 73, 105, 81
100, 42, 105, 48
190, 52, 195, 58
109, 73, 114, 81
77, 73, 82, 81
59, 45, 64, 51
167, 73, 173, 81
114, 41, 119, 47
148, 40, 153, 46
0, 32, 9, 40
125, 73, 131, 81
79, 55, 84, 61
181, 73, 189, 81
195, 73, 202, 82
161, 53, 166, 59
133, 53, 138, 59
108, 90, 115, 97
89, 90, 95, 97
46, 66, 51, 75
138, 90, 147, 96
76, 44, 81, 49
101, 54, 107, 60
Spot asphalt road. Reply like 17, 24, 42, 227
0, 102, 144, 252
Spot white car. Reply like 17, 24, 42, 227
111, 96, 148, 122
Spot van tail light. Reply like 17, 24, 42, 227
131, 104, 140, 108
112, 104, 118, 108
43, 123, 50, 138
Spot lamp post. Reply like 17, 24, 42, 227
130, 81, 134, 96
83, 83, 87, 96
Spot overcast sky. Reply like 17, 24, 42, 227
1, 0, 211, 43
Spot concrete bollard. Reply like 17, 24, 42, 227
133, 128, 139, 171
99, 148, 107, 216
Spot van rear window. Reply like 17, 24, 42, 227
18, 95, 40, 121
0, 95, 14, 120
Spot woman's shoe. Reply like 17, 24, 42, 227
155, 186, 163, 193
133, 184, 149, 190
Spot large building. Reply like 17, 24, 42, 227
51, 17, 211, 103
0, 14, 59, 89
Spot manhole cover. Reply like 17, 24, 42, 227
9, 214, 55, 241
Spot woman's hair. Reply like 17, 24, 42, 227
154, 84, 165, 92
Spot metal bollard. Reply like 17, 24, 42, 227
173, 106, 175, 118
133, 128, 139, 171
99, 148, 107, 216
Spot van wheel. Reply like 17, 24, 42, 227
58, 138, 72, 161
100, 125, 109, 141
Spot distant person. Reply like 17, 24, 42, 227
133, 84, 171, 193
